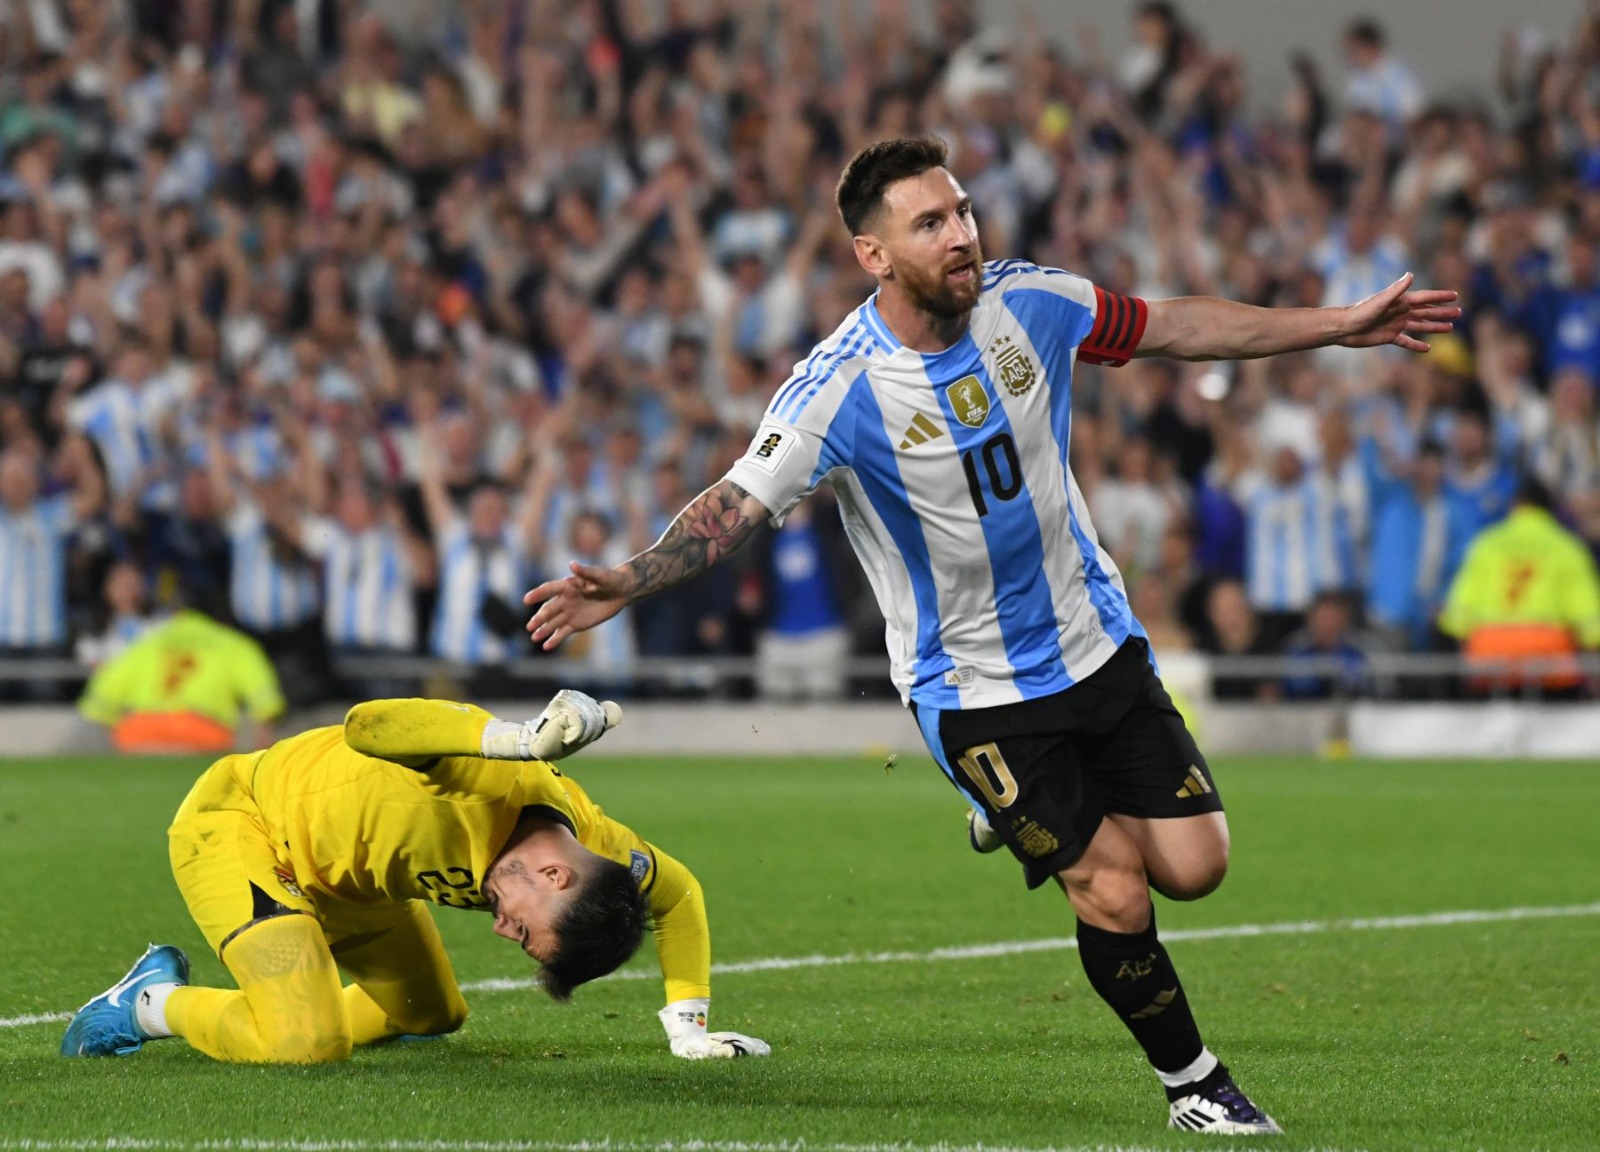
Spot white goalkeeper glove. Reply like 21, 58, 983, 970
658, 998, 771, 1060
526, 690, 622, 760
483, 690, 623, 761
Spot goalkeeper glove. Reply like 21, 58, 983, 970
481, 690, 622, 761
658, 998, 771, 1060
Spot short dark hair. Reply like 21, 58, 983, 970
1346, 19, 1384, 49
538, 856, 649, 1002
1515, 473, 1555, 512
835, 136, 950, 235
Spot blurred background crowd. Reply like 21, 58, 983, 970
6, 0, 1600, 711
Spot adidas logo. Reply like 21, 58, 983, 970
898, 413, 946, 449
1175, 766, 1213, 799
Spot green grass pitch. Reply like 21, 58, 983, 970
0, 751, 1595, 1151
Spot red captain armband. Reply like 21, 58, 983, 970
1078, 286, 1149, 367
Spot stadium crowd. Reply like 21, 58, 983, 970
4, 0, 1600, 705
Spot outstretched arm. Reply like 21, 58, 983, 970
524, 477, 770, 650
645, 844, 769, 1059
344, 694, 622, 768
1137, 273, 1460, 362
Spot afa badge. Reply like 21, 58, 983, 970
945, 374, 990, 429
990, 334, 1037, 398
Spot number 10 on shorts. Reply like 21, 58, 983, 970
956, 742, 1019, 809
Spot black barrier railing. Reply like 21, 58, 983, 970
4, 651, 1600, 702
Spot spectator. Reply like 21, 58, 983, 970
1279, 591, 1374, 701
301, 477, 431, 694
1530, 367, 1600, 505
1130, 571, 1194, 658
1199, 580, 1279, 702
1363, 438, 1477, 651
204, 427, 327, 703
754, 494, 852, 702
1444, 405, 1518, 534
416, 422, 539, 678
74, 559, 158, 669
139, 468, 231, 618
1090, 434, 1172, 575
0, 438, 103, 691
1238, 445, 1356, 645
1439, 478, 1600, 695
1160, 521, 1215, 647
1340, 18, 1423, 146
1525, 240, 1600, 382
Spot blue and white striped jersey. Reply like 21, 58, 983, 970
69, 381, 153, 499
0, 494, 74, 648
726, 260, 1148, 710
1240, 473, 1357, 613
430, 518, 527, 665
69, 375, 192, 503
226, 502, 322, 633
304, 520, 417, 651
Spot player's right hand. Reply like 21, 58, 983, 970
524, 562, 630, 650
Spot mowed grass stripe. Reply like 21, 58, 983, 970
8, 900, 1597, 1028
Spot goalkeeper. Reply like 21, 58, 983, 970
61, 692, 767, 1064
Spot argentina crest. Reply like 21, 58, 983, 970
990, 334, 1037, 398
945, 374, 991, 428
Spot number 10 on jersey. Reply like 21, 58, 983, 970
961, 431, 1023, 517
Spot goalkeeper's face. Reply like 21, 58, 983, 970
483, 838, 650, 1000
483, 855, 573, 964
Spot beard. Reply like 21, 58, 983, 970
896, 249, 984, 319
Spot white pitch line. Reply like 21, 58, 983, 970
7, 901, 1597, 1030
0, 1142, 1369, 1152
455, 900, 1600, 994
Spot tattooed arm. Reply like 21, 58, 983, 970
524, 478, 770, 650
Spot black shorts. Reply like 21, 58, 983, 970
915, 638, 1223, 888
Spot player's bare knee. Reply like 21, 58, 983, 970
1162, 855, 1228, 901
1061, 864, 1151, 931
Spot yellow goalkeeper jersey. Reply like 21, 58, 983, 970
229, 704, 709, 1001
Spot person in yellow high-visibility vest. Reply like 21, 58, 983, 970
78, 610, 286, 753
1438, 478, 1600, 691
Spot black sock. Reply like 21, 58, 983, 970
1076, 905, 1206, 1082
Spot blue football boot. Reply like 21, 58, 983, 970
60, 944, 190, 1057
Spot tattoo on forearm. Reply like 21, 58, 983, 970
621, 480, 759, 602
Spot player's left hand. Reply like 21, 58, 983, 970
659, 998, 771, 1060
1337, 272, 1461, 353
525, 690, 623, 760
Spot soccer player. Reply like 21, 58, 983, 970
61, 691, 768, 1064
526, 137, 1460, 1134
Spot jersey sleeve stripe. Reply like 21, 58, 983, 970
772, 319, 870, 420
777, 327, 874, 421
772, 314, 870, 413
